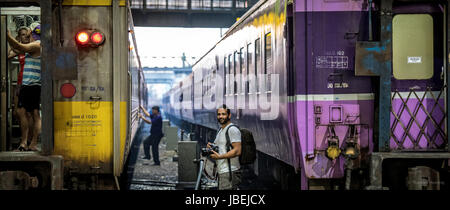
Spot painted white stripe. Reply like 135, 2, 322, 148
23, 72, 41, 76
288, 93, 374, 102
288, 91, 445, 102
24, 64, 40, 68
392, 91, 445, 100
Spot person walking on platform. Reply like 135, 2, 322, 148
139, 105, 164, 166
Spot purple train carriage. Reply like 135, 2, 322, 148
162, 0, 450, 190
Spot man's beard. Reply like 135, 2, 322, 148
218, 117, 230, 125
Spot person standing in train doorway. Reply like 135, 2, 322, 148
7, 22, 41, 151
208, 104, 242, 190
8, 26, 34, 150
139, 105, 164, 166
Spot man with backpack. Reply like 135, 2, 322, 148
208, 104, 242, 190
208, 104, 258, 190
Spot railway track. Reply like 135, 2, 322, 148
130, 178, 178, 190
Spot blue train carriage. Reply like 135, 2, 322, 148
0, 0, 147, 190
163, 0, 450, 190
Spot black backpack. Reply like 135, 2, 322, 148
224, 125, 257, 178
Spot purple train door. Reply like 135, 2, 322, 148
390, 4, 447, 151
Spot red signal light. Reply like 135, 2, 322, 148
76, 31, 89, 45
75, 30, 105, 47
91, 32, 104, 45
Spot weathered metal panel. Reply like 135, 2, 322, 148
447, 1, 450, 153
52, 6, 112, 102
392, 14, 434, 80
52, 47, 78, 80
177, 141, 199, 185
0, 152, 64, 190
112, 0, 121, 177
0, 16, 7, 152
355, 0, 393, 152
355, 41, 386, 76
40, 0, 54, 155
52, 5, 128, 174
366, 152, 450, 190
62, 0, 126, 6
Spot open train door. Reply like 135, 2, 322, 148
0, 6, 43, 152
0, 1, 62, 190
355, 0, 450, 190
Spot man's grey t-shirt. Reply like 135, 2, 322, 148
214, 123, 241, 174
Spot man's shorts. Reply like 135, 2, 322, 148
18, 85, 41, 112
14, 85, 21, 97
218, 170, 241, 190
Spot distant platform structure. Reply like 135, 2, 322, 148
143, 67, 192, 85
130, 0, 258, 27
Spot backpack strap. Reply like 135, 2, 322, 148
225, 124, 239, 181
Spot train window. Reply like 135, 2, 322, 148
233, 52, 237, 94
393, 14, 434, 80
224, 57, 228, 95
205, 73, 208, 96
265, 32, 272, 91
255, 38, 261, 93
202, 77, 204, 96
209, 72, 212, 96
240, 47, 245, 94
247, 43, 253, 94
207, 74, 210, 96
203, 72, 206, 97
228, 54, 232, 94
212, 69, 216, 96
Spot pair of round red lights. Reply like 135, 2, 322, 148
76, 31, 105, 46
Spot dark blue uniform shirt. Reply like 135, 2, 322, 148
150, 114, 163, 136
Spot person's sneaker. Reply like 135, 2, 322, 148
152, 163, 160, 166
141, 156, 151, 160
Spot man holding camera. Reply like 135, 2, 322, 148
207, 104, 242, 190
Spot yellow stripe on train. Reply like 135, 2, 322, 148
53, 101, 127, 174
63, 0, 126, 6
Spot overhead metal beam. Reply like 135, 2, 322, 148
143, 67, 192, 74
145, 78, 174, 84
131, 10, 243, 28
129, 0, 258, 27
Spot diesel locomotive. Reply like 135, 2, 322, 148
163, 0, 450, 190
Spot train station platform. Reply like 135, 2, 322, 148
124, 122, 178, 190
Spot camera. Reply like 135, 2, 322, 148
201, 143, 219, 156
